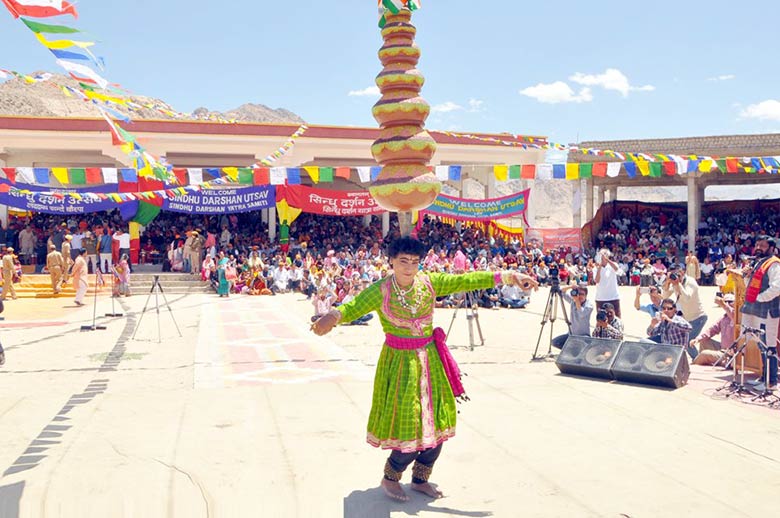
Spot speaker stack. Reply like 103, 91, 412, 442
556, 337, 690, 389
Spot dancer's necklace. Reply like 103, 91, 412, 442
392, 274, 418, 315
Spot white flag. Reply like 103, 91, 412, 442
435, 165, 449, 181
56, 59, 108, 89
357, 167, 371, 183
536, 164, 553, 180
606, 162, 621, 178
16, 167, 34, 183
187, 168, 203, 184
270, 167, 287, 185
17, 0, 64, 7
101, 167, 118, 183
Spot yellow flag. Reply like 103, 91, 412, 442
303, 166, 320, 183
699, 159, 714, 173
35, 33, 94, 50
493, 165, 508, 182
129, 221, 141, 240
275, 199, 303, 225
565, 163, 579, 180
83, 90, 127, 105
51, 167, 69, 184
637, 161, 650, 176
223, 167, 239, 181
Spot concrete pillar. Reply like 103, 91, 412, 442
608, 186, 618, 203
261, 209, 268, 225
382, 212, 390, 237
363, 215, 371, 228
573, 181, 582, 228
595, 185, 604, 211
687, 175, 698, 252
268, 206, 276, 242
486, 166, 498, 199
696, 185, 705, 230
585, 178, 594, 222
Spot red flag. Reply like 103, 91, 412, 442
521, 164, 536, 179
118, 181, 138, 193
2, 168, 16, 183
254, 167, 270, 185
172, 168, 187, 185
85, 168, 102, 184
1, 0, 78, 19
335, 167, 351, 179
592, 163, 607, 177
663, 161, 676, 176
726, 158, 739, 173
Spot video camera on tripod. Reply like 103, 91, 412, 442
548, 263, 562, 293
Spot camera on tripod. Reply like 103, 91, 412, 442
548, 263, 561, 293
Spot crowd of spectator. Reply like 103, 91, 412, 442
1, 202, 779, 316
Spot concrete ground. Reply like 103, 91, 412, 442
0, 282, 778, 518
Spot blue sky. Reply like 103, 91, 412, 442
2, 0, 780, 146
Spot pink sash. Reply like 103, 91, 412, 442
385, 327, 467, 400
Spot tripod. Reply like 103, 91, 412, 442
132, 275, 182, 343
531, 283, 571, 360
720, 324, 779, 402
445, 291, 484, 351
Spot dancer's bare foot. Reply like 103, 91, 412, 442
411, 482, 443, 498
380, 478, 409, 502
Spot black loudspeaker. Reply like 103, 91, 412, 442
556, 336, 622, 379
610, 341, 690, 389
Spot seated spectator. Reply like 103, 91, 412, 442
311, 288, 336, 322
599, 303, 624, 339
700, 257, 715, 285
634, 285, 663, 342
476, 287, 501, 309
690, 293, 736, 366
499, 282, 528, 309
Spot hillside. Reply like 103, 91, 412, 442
0, 73, 305, 124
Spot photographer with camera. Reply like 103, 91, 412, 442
592, 306, 624, 340
634, 285, 663, 342
594, 249, 622, 317
661, 264, 706, 359
551, 284, 594, 349
647, 297, 693, 349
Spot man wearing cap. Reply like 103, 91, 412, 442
188, 230, 204, 275
662, 263, 706, 359
61, 234, 74, 285
1, 248, 18, 300
740, 235, 779, 388
46, 244, 66, 294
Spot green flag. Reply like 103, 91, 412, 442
320, 167, 334, 183
649, 162, 662, 178
579, 163, 593, 179
21, 18, 80, 34
132, 201, 162, 226
238, 168, 254, 185
69, 168, 86, 185
509, 165, 521, 180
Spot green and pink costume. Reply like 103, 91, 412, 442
336, 271, 497, 453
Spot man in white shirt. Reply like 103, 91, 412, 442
113, 229, 131, 271
70, 230, 84, 260
594, 249, 622, 317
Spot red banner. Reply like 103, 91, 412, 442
277, 185, 385, 216
526, 228, 583, 253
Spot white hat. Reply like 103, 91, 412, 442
723, 293, 735, 302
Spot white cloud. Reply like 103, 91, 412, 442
519, 81, 593, 104
569, 68, 654, 97
431, 101, 463, 113
740, 100, 780, 121
468, 98, 484, 112
707, 74, 735, 82
348, 86, 380, 97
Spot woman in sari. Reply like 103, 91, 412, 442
312, 236, 538, 502
114, 254, 131, 297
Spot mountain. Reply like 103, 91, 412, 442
0, 73, 305, 124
